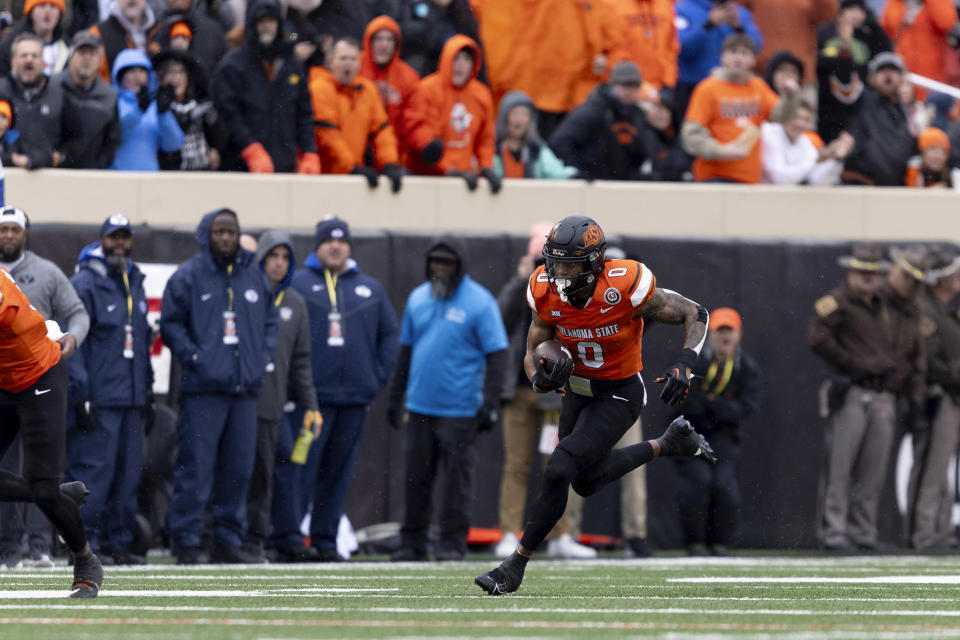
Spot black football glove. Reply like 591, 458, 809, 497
136, 85, 151, 111
532, 354, 574, 393
155, 84, 175, 114
75, 397, 96, 434
382, 163, 403, 193
351, 164, 380, 188
476, 400, 500, 432
447, 168, 479, 191
656, 349, 698, 407
420, 138, 444, 165
480, 167, 502, 194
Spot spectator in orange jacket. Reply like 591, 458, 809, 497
605, 0, 679, 90
359, 15, 420, 165
404, 34, 500, 193
743, 0, 838, 86
881, 0, 958, 92
481, 0, 621, 140
310, 37, 403, 191
907, 126, 952, 187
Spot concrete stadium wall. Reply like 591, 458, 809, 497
7, 168, 960, 241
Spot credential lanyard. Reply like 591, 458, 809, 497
324, 268, 338, 311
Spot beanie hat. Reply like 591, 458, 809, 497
24, 0, 65, 15
0, 100, 12, 123
919, 127, 950, 152
315, 216, 350, 247
170, 21, 193, 40
609, 60, 642, 86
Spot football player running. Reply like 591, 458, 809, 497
476, 215, 716, 595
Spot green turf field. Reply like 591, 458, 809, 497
2, 554, 960, 638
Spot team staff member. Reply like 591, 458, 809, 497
160, 208, 278, 565
67, 214, 153, 566
0, 205, 89, 570
389, 235, 508, 562
284, 217, 399, 562
674, 307, 762, 556
476, 215, 716, 595
808, 243, 927, 551
245, 230, 320, 562
908, 246, 960, 550
0, 266, 102, 597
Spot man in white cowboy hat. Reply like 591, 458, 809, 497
907, 245, 960, 550
808, 242, 927, 552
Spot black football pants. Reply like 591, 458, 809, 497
0, 361, 87, 552
520, 376, 652, 552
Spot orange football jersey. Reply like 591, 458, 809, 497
0, 267, 61, 392
527, 259, 656, 379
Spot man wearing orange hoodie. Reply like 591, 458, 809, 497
604, 0, 679, 90
403, 34, 500, 193
358, 15, 421, 165
882, 0, 957, 90
310, 36, 403, 191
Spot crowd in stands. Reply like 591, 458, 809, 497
0, 0, 956, 187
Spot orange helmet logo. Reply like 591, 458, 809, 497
582, 225, 604, 247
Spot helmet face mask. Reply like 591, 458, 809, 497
541, 216, 607, 304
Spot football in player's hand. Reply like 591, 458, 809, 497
534, 339, 570, 372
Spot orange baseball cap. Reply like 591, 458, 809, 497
919, 127, 949, 152
170, 21, 193, 40
710, 307, 742, 331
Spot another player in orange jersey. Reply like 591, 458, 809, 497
0, 266, 102, 597
476, 215, 716, 595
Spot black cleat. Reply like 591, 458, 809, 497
69, 552, 103, 598
475, 553, 526, 595
657, 416, 717, 464
60, 481, 89, 507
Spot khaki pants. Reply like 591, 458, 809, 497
908, 394, 960, 549
818, 386, 896, 547
499, 385, 577, 537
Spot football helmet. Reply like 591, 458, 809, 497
541, 215, 606, 303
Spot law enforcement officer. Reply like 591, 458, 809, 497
808, 243, 927, 551
908, 245, 960, 550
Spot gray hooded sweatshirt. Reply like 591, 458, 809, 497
5, 250, 89, 344
254, 230, 318, 423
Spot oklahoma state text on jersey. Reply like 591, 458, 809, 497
527, 260, 656, 379
0, 266, 61, 392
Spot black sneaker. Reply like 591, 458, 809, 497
626, 537, 652, 558
273, 544, 320, 563
111, 551, 146, 565
70, 552, 103, 598
657, 416, 717, 464
475, 552, 527, 595
314, 548, 345, 563
390, 547, 428, 562
60, 481, 89, 507
211, 544, 268, 564
176, 546, 207, 565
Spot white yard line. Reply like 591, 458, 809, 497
670, 576, 960, 584
3, 602, 960, 619
0, 588, 398, 599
